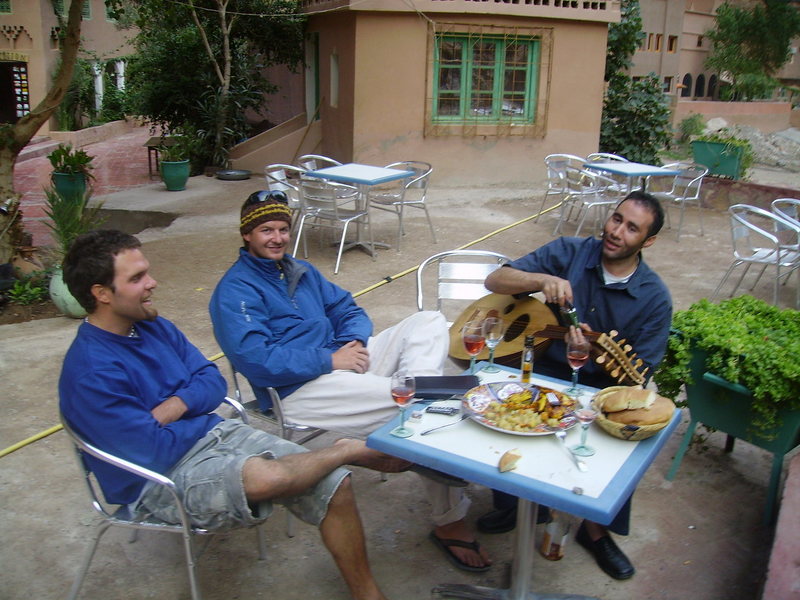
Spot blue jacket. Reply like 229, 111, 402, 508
506, 236, 672, 388
209, 249, 372, 409
59, 318, 226, 505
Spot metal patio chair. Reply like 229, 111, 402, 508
771, 198, 800, 251
368, 160, 435, 252
553, 166, 620, 237
647, 162, 708, 240
416, 249, 511, 327
62, 397, 267, 600
712, 204, 800, 308
535, 154, 586, 223
292, 175, 373, 274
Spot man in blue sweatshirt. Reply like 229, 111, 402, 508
59, 229, 408, 600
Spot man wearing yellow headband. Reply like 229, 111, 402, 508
209, 191, 492, 572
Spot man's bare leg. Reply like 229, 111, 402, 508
319, 477, 389, 600
241, 439, 394, 599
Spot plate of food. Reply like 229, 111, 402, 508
462, 382, 579, 436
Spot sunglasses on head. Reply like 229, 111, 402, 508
245, 190, 289, 206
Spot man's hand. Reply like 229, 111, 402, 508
332, 340, 370, 374
151, 395, 188, 426
539, 275, 573, 307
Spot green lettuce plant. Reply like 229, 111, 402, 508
654, 295, 800, 440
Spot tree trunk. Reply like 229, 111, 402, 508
0, 0, 85, 262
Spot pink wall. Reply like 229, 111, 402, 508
674, 101, 793, 133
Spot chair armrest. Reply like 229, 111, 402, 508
222, 395, 249, 424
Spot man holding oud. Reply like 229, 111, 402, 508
478, 191, 672, 580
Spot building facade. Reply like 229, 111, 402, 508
232, 0, 622, 186
0, 0, 134, 134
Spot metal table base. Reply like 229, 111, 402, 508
432, 500, 599, 600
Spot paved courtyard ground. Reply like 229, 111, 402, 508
2, 127, 799, 599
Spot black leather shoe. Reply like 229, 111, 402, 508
476, 507, 517, 534
575, 522, 635, 580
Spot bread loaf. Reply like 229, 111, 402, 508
601, 387, 655, 412
605, 395, 675, 426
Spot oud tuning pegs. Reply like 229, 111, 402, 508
609, 330, 619, 337
596, 353, 608, 365
623, 344, 633, 353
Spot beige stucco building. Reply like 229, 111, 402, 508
0, 0, 134, 134
231, 0, 622, 186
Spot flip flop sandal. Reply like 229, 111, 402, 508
429, 531, 491, 572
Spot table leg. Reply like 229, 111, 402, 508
431, 500, 599, 600
339, 183, 389, 257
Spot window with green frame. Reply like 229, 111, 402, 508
433, 33, 539, 123
0, 0, 11, 14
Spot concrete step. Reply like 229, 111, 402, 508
18, 136, 60, 163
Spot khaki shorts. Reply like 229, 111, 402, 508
133, 420, 349, 531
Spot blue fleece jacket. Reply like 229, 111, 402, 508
59, 318, 226, 505
209, 249, 372, 408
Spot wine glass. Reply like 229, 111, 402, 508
481, 317, 506, 373
564, 336, 591, 398
570, 404, 599, 457
461, 320, 486, 374
390, 371, 416, 438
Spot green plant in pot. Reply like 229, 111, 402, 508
43, 186, 105, 318
158, 133, 198, 191
654, 295, 800, 523
47, 144, 96, 202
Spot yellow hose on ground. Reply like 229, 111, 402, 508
0, 202, 561, 458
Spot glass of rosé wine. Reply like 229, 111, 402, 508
461, 320, 486, 374
390, 371, 416, 438
564, 336, 591, 398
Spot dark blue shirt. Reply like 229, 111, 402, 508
506, 236, 672, 388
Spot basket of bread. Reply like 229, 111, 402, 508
592, 386, 676, 441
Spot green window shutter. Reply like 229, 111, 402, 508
433, 32, 539, 124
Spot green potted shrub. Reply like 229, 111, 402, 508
690, 128, 755, 180
47, 144, 95, 202
654, 295, 800, 523
43, 186, 105, 318
158, 132, 197, 191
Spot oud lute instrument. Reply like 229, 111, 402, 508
448, 293, 557, 367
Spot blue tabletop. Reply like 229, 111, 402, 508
583, 161, 681, 178
367, 365, 680, 525
304, 163, 414, 186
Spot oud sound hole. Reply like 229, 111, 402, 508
504, 313, 530, 343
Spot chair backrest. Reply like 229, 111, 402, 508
297, 154, 342, 171
416, 250, 510, 324
729, 204, 784, 260
382, 160, 432, 202
298, 176, 361, 219
587, 152, 629, 163
772, 198, 800, 224
265, 164, 305, 210
672, 163, 708, 199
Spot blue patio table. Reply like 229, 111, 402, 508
366, 363, 680, 600
303, 163, 414, 255
583, 161, 680, 193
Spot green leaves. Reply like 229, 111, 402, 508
600, 73, 671, 165
654, 296, 800, 440
705, 0, 800, 99
46, 144, 95, 177
42, 187, 105, 257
